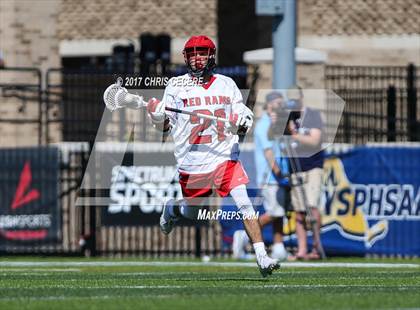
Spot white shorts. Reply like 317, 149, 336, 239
261, 184, 288, 217
291, 167, 323, 212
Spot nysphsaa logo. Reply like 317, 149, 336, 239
108, 165, 182, 214
321, 158, 419, 247
283, 158, 420, 248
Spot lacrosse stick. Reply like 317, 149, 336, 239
103, 82, 230, 123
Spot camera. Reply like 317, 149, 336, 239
269, 99, 302, 137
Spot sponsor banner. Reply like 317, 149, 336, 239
96, 143, 419, 256
221, 145, 420, 256
0, 147, 60, 246
99, 151, 183, 226
318, 146, 420, 256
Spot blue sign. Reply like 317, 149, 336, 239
221, 145, 420, 256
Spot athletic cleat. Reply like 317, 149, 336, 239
160, 199, 179, 235
256, 254, 280, 278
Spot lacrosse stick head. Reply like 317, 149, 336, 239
115, 87, 129, 108
116, 88, 146, 109
103, 83, 123, 111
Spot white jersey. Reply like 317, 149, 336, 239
162, 74, 249, 174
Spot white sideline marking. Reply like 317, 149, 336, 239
244, 284, 420, 289
0, 285, 184, 289
2, 284, 418, 290
0, 261, 418, 268
0, 295, 172, 301
0, 268, 81, 272
2, 282, 419, 290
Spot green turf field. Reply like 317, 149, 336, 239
0, 258, 419, 309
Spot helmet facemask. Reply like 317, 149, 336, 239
183, 46, 216, 78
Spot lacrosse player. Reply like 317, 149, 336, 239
147, 35, 279, 277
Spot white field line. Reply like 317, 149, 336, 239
1, 270, 416, 277
1, 284, 418, 291
243, 284, 420, 289
0, 285, 185, 289
0, 268, 81, 272
0, 261, 418, 268
0, 294, 172, 301
2, 284, 419, 289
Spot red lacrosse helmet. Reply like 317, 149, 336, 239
183, 35, 216, 78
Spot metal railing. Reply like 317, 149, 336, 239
0, 67, 43, 144
325, 64, 419, 143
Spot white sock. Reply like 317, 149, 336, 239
253, 242, 267, 257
